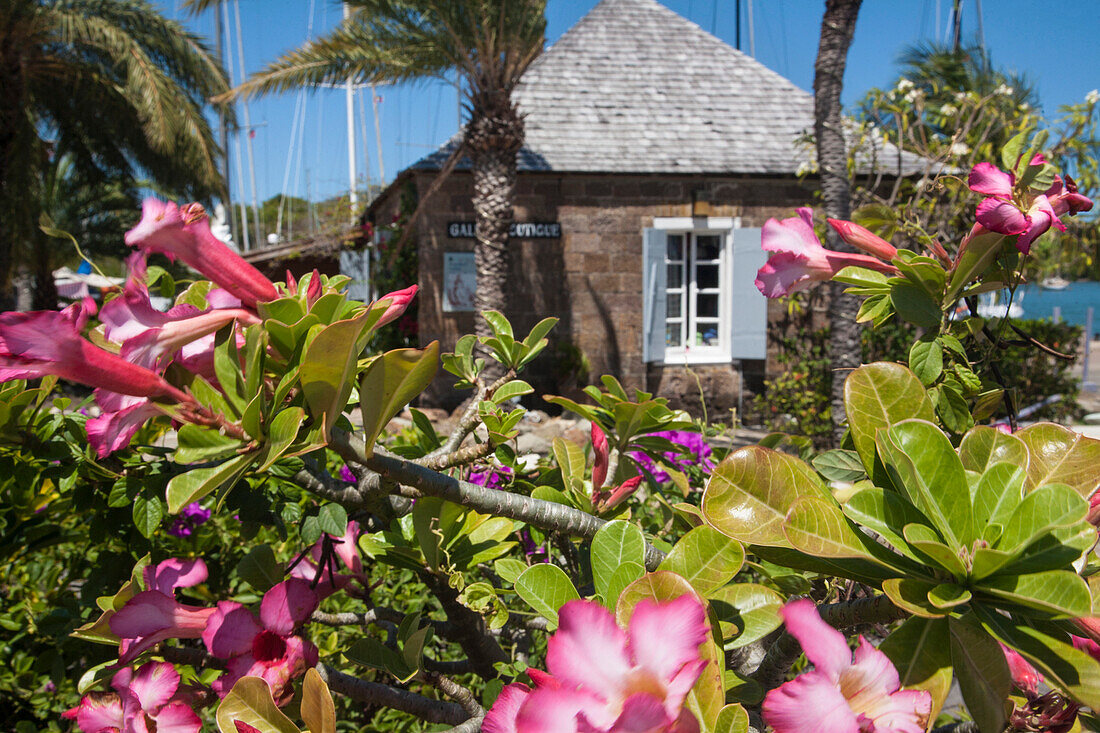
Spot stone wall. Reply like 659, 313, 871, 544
372, 171, 814, 415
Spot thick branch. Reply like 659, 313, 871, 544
419, 670, 485, 720
315, 664, 467, 726
752, 595, 906, 692
420, 439, 496, 472
438, 717, 486, 733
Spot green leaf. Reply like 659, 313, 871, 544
902, 523, 967, 579
946, 228, 1006, 302
166, 453, 255, 513
996, 483, 1087, 554
843, 488, 933, 563
603, 562, 645, 609
359, 342, 441, 456
975, 607, 1100, 710
909, 338, 944, 386
491, 380, 534, 405
344, 637, 415, 682
173, 424, 244, 464
317, 504, 349, 537
927, 583, 971, 610
879, 617, 954, 724
591, 520, 646, 606
216, 676, 301, 733
1001, 130, 1029, 170
701, 446, 829, 547
482, 310, 514, 338
132, 496, 163, 538
301, 310, 379, 440
882, 578, 947, 618
1015, 423, 1100, 496
973, 462, 1027, 529
877, 419, 975, 549
949, 615, 1011, 733
659, 525, 744, 597
494, 558, 528, 585
958, 426, 1029, 472
257, 407, 306, 471
978, 570, 1092, 617
707, 583, 784, 649
933, 383, 974, 434
300, 669, 336, 733
553, 438, 587, 489
236, 544, 282, 593
844, 362, 935, 474
890, 280, 942, 329
713, 704, 749, 733
811, 449, 867, 482
514, 564, 580, 629
784, 496, 889, 563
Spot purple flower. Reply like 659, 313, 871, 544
167, 502, 211, 538
467, 465, 513, 490
628, 430, 715, 483
339, 464, 356, 484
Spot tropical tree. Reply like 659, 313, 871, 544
812, 0, 862, 444
193, 0, 547, 347
0, 0, 229, 307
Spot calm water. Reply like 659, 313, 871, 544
1012, 281, 1100, 337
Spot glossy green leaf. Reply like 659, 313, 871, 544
946, 228, 1005, 302
902, 523, 967, 579
216, 676, 301, 733
591, 520, 646, 605
844, 363, 935, 474
879, 616, 953, 723
131, 496, 163, 539
166, 453, 255, 513
890, 280, 942, 329
933, 383, 974, 434
996, 524, 1097, 578
882, 578, 946, 618
972, 462, 1027, 529
784, 496, 885, 561
877, 419, 974, 549
958, 425, 1029, 473
927, 583, 971, 610
975, 607, 1100, 710
515, 564, 580, 629
359, 342, 440, 456
978, 570, 1092, 617
659, 525, 745, 597
491, 380, 534, 405
553, 437, 587, 488
701, 446, 829, 547
713, 704, 749, 733
949, 615, 1010, 733
617, 573, 724, 730
1016, 423, 1100, 496
173, 424, 244, 464
604, 562, 645, 609
344, 637, 415, 682
257, 407, 306, 470
236, 544, 282, 593
707, 582, 784, 649
317, 504, 348, 537
843, 488, 933, 562
997, 483, 1087, 555
909, 339, 943, 386
300, 310, 379, 439
811, 449, 867, 482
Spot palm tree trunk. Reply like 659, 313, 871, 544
813, 0, 862, 445
0, 40, 22, 311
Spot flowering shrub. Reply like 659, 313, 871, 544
4, 131, 1100, 733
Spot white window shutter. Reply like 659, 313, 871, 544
729, 227, 767, 360
642, 228, 667, 363
340, 249, 372, 303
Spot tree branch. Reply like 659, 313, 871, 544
419, 439, 496, 471
751, 595, 907, 692
427, 369, 516, 459
419, 669, 485, 720
315, 664, 467, 726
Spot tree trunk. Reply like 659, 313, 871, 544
32, 235, 58, 310
465, 103, 523, 381
813, 0, 862, 445
0, 35, 23, 311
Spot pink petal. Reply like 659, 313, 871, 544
668, 709, 702, 733
202, 601, 263, 658
663, 659, 708, 719
968, 163, 1015, 197
74, 692, 125, 733
780, 600, 851, 683
259, 579, 318, 636
627, 596, 708, 687
206, 289, 243, 309
483, 683, 531, 733
330, 520, 363, 575
546, 599, 632, 695
515, 686, 608, 733
150, 702, 202, 733
1001, 643, 1042, 695
126, 662, 180, 713
761, 213, 822, 257
591, 423, 609, 490
86, 400, 164, 458
145, 558, 209, 594
840, 637, 902, 712
763, 671, 860, 733
859, 689, 932, 733
606, 692, 674, 731
374, 285, 418, 327
755, 252, 820, 298
1015, 197, 1056, 254
976, 198, 1028, 235
827, 219, 898, 261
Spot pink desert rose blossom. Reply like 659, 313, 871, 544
762, 600, 931, 733
826, 219, 899, 261
63, 661, 200, 733
374, 284, 419, 327
125, 198, 278, 307
289, 520, 365, 597
1001, 644, 1042, 697
591, 422, 610, 490
483, 595, 709, 733
201, 578, 320, 703
110, 558, 216, 664
755, 208, 899, 298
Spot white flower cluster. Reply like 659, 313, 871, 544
994, 83, 1015, 96
1087, 89, 1100, 105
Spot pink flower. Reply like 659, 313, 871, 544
201, 578, 320, 704
63, 661, 200, 733
755, 208, 899, 298
110, 558, 216, 664
1001, 644, 1042, 697
593, 475, 644, 513
591, 423, 609, 490
374, 285, 418, 327
975, 193, 1063, 254
483, 596, 708, 732
762, 600, 931, 733
289, 520, 365, 598
826, 219, 899, 261
1046, 175, 1093, 217
125, 199, 278, 308
0, 300, 187, 403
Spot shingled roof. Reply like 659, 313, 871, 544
411, 0, 927, 177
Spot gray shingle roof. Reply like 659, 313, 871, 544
412, 0, 926, 176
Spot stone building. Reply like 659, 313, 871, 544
365, 0, 922, 413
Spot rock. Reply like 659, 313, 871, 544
516, 432, 552, 455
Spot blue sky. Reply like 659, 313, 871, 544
158, 0, 1100, 208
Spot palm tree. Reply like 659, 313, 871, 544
813, 0, 862, 445
191, 0, 547, 343
0, 0, 230, 308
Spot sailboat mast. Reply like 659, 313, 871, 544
214, 7, 237, 247
234, 0, 262, 249
344, 3, 358, 222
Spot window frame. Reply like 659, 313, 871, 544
652, 217, 735, 365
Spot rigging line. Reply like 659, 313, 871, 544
234, 0, 261, 249
358, 87, 373, 198
278, 0, 316, 241
223, 1, 250, 252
